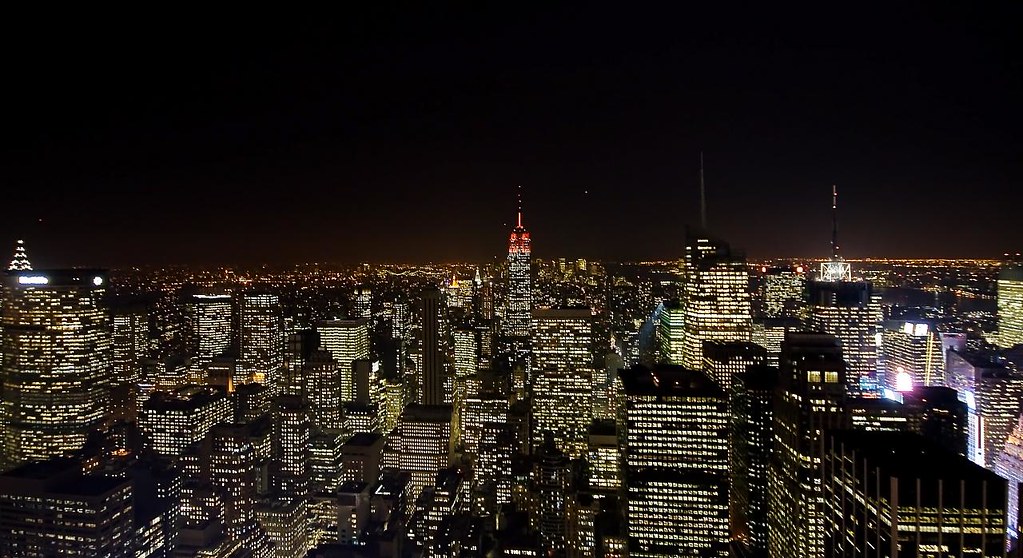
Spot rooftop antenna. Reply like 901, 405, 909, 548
517, 185, 523, 228
699, 152, 707, 230
831, 184, 839, 260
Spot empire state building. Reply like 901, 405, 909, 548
504, 205, 532, 338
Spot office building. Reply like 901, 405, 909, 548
807, 279, 881, 396
0, 459, 134, 557
768, 332, 847, 558
238, 292, 284, 389
998, 259, 1023, 348
531, 307, 594, 457
759, 265, 805, 319
2, 269, 112, 469
824, 430, 1007, 557
382, 404, 453, 500
7, 239, 32, 271
702, 341, 766, 392
272, 395, 311, 499
317, 318, 370, 402
504, 203, 532, 338
356, 285, 373, 321
996, 414, 1023, 542
881, 320, 944, 391
139, 385, 232, 458
947, 349, 1023, 468
420, 288, 446, 405
619, 364, 729, 557
751, 317, 801, 367
587, 419, 622, 494
656, 300, 684, 365
679, 229, 752, 371
303, 350, 344, 431
531, 437, 571, 552
188, 292, 233, 371
730, 364, 778, 556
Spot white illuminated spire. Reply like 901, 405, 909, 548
8, 239, 32, 271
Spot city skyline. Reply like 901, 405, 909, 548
2, 6, 1021, 266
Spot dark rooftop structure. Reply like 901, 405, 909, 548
618, 364, 723, 398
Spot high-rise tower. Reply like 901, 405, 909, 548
679, 229, 752, 370
997, 255, 1023, 348
504, 193, 532, 339
7, 240, 32, 271
808, 186, 881, 396
2, 269, 112, 469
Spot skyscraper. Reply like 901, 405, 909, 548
317, 318, 370, 403
768, 332, 847, 558
138, 385, 232, 458
702, 341, 766, 392
381, 404, 453, 501
239, 292, 284, 390
2, 269, 112, 469
809, 185, 882, 396
679, 229, 752, 371
824, 430, 1007, 557
758, 265, 806, 320
998, 258, 1023, 348
188, 292, 233, 372
504, 200, 532, 339
807, 279, 880, 396
420, 287, 445, 406
996, 414, 1023, 541
0, 459, 134, 557
946, 349, 1023, 468
619, 364, 729, 557
730, 364, 778, 556
655, 300, 684, 365
7, 239, 32, 271
531, 307, 594, 457
881, 320, 944, 391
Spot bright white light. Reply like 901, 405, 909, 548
882, 388, 904, 403
913, 323, 928, 337
18, 275, 49, 285
895, 369, 913, 392
903, 322, 914, 335
93, 276, 103, 286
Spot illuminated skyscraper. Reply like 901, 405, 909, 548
531, 436, 570, 552
730, 364, 778, 556
355, 285, 373, 321
0, 459, 134, 557
619, 364, 729, 557
768, 332, 847, 558
655, 300, 684, 365
679, 229, 752, 371
997, 259, 1023, 348
881, 320, 944, 392
7, 239, 32, 271
809, 185, 882, 396
1, 269, 112, 469
996, 415, 1023, 541
139, 385, 232, 458
453, 326, 479, 378
188, 292, 233, 371
504, 200, 532, 339
317, 318, 370, 403
758, 265, 806, 319
272, 395, 312, 499
702, 341, 766, 392
111, 302, 149, 419
531, 307, 594, 457
946, 349, 1023, 468
239, 292, 284, 390
807, 280, 880, 396
302, 350, 344, 431
381, 404, 453, 501
823, 430, 1007, 557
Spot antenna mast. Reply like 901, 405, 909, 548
699, 152, 707, 229
831, 184, 838, 259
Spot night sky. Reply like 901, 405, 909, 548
2, 5, 1021, 266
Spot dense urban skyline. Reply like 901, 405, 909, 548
2, 6, 1021, 266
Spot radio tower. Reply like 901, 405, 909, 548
820, 185, 851, 282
